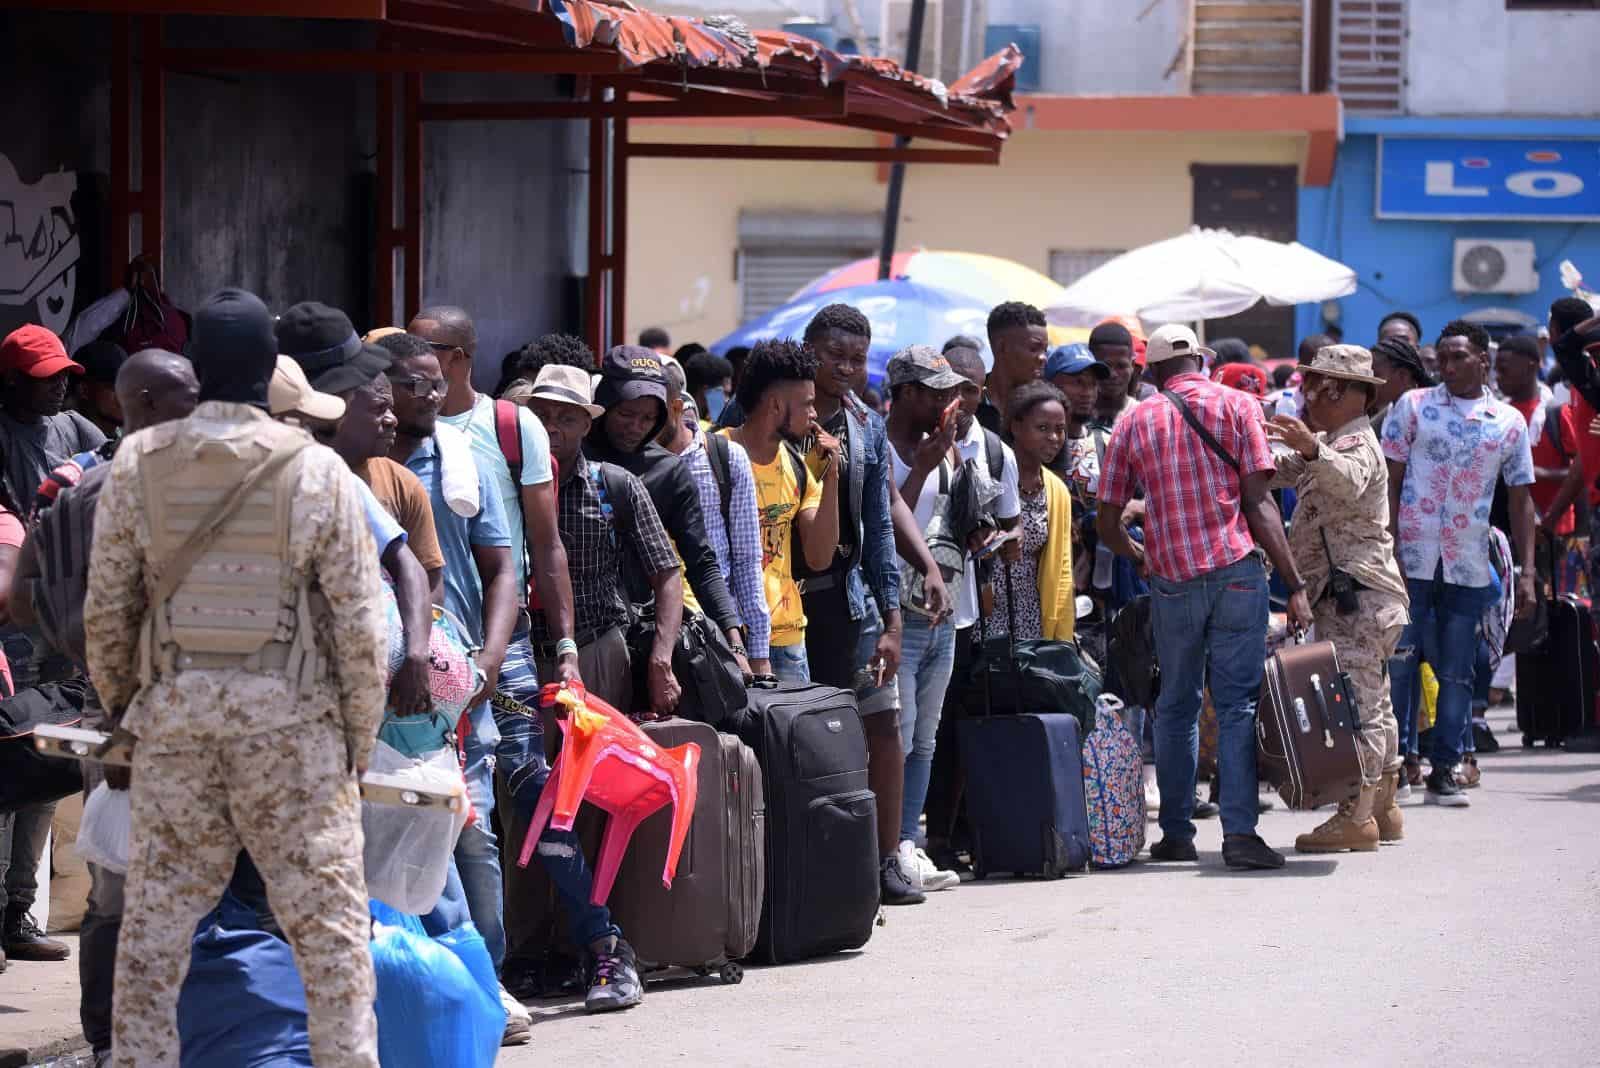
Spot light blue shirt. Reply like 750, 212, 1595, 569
438, 393, 553, 591
403, 433, 511, 646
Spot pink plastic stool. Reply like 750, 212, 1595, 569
517, 684, 699, 906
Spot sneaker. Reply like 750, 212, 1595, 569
1395, 777, 1412, 802
1454, 754, 1482, 788
2, 912, 70, 962
1193, 794, 1220, 820
1143, 765, 1160, 816
1148, 836, 1198, 862
901, 841, 959, 892
1424, 768, 1470, 808
881, 854, 926, 905
926, 843, 975, 882
1222, 833, 1286, 870
584, 938, 644, 1013
499, 983, 532, 1045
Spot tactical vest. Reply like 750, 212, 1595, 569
135, 419, 324, 691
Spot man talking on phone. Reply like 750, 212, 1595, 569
720, 339, 840, 680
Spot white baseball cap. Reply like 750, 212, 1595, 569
1144, 323, 1216, 365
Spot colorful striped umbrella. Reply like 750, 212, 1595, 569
711, 279, 991, 386
792, 250, 1086, 347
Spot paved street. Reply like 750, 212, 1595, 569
5, 707, 1597, 1067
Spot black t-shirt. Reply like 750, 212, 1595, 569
825, 406, 856, 565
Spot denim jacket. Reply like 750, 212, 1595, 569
844, 393, 901, 622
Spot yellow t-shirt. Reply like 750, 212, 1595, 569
729, 436, 823, 647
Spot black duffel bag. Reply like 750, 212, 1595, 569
625, 604, 749, 731
955, 564, 1102, 732
1, 678, 88, 813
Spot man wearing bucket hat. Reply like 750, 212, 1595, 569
1266, 345, 1411, 852
1096, 323, 1311, 871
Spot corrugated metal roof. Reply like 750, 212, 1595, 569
510, 1, 1020, 143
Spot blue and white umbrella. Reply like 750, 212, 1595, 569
712, 278, 992, 387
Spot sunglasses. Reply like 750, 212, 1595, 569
388, 374, 446, 399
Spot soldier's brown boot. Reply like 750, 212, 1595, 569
1294, 787, 1379, 854
1374, 769, 1404, 843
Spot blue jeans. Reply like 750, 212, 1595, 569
771, 641, 811, 684
1389, 573, 1494, 774
896, 612, 956, 843
454, 765, 507, 968
1149, 555, 1268, 840
495, 624, 619, 953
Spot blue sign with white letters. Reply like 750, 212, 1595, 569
1377, 137, 1600, 221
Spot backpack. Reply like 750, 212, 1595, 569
1542, 399, 1571, 464
1080, 695, 1145, 869
494, 398, 524, 488
982, 427, 1004, 482
586, 461, 637, 549
27, 461, 112, 667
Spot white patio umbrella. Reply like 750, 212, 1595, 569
1045, 228, 1357, 328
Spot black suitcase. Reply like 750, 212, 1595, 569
1516, 594, 1599, 748
738, 679, 878, 964
958, 713, 1090, 879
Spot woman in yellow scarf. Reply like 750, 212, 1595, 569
992, 381, 1074, 641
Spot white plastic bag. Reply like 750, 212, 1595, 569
362, 741, 469, 915
76, 782, 132, 874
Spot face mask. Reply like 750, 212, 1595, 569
705, 389, 727, 421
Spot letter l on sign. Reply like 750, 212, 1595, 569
1425, 161, 1489, 197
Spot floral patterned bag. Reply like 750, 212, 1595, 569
1081, 694, 1146, 868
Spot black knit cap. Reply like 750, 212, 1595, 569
190, 287, 277, 408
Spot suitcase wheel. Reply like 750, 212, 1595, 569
1521, 734, 1534, 749
719, 962, 744, 985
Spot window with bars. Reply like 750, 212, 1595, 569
1330, 0, 1407, 115
1048, 249, 1122, 288
1506, 2, 1600, 10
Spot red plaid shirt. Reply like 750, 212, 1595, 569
1098, 372, 1273, 583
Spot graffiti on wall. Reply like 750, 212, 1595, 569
1, 152, 81, 336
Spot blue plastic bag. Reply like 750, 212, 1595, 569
372, 916, 504, 1068
178, 893, 313, 1068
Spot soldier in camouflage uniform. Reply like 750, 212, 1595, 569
1267, 344, 1410, 853
84, 289, 388, 1067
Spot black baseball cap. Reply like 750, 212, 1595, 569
309, 342, 393, 396
595, 344, 669, 409
275, 301, 362, 380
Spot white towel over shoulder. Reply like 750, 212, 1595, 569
433, 422, 480, 517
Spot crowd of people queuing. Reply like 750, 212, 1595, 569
0, 265, 1596, 1067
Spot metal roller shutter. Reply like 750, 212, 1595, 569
737, 211, 881, 323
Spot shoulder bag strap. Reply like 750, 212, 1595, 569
707, 430, 733, 531
1160, 389, 1240, 474
150, 442, 308, 607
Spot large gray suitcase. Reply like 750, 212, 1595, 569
607, 719, 764, 984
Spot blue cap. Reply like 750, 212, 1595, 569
1044, 343, 1109, 381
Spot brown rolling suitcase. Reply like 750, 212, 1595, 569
606, 719, 764, 984
1257, 639, 1363, 810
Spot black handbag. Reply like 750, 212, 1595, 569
0, 678, 87, 813
1107, 594, 1160, 708
957, 563, 1103, 732
625, 605, 749, 731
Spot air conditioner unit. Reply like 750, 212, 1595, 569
880, 0, 943, 77
1452, 239, 1538, 295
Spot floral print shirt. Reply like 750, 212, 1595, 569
1380, 385, 1533, 589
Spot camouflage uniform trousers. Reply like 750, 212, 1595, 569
112, 718, 377, 1068
1314, 592, 1405, 786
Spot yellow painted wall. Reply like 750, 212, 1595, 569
624, 124, 1307, 346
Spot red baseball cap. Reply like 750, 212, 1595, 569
1213, 362, 1271, 397
0, 325, 84, 378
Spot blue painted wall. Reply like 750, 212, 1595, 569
1296, 118, 1600, 348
